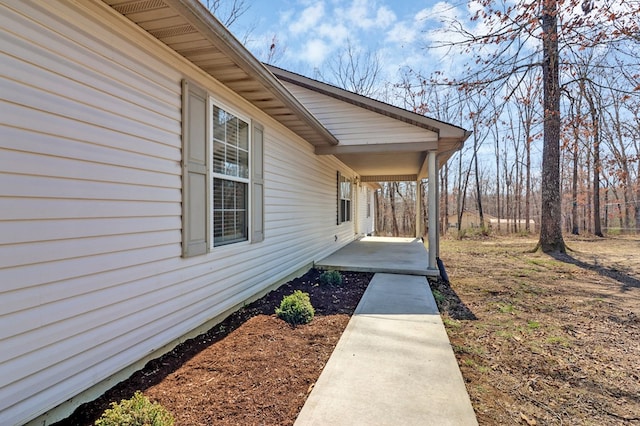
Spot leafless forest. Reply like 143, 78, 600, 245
225, 0, 640, 240
362, 1, 640, 239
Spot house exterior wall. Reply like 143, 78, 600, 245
356, 185, 375, 236
0, 2, 358, 424
280, 82, 439, 146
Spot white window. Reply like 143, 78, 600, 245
182, 80, 264, 258
338, 172, 352, 223
211, 103, 250, 246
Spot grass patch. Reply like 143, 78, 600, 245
497, 302, 516, 314
495, 329, 514, 339
546, 336, 570, 347
443, 317, 462, 329
452, 344, 485, 356
527, 320, 540, 330
477, 365, 491, 374
517, 281, 545, 295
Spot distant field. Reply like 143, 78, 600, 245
433, 235, 640, 425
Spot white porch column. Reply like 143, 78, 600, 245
415, 180, 422, 238
427, 150, 438, 270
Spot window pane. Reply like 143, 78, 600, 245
236, 211, 246, 238
213, 106, 226, 142
238, 149, 249, 179
213, 141, 225, 174
211, 103, 249, 180
213, 211, 223, 239
238, 120, 249, 150
223, 211, 236, 238
223, 180, 236, 209
213, 178, 247, 246
213, 179, 223, 209
226, 116, 238, 147
226, 147, 238, 176
236, 181, 246, 209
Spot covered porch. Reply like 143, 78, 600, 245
267, 66, 471, 274
315, 236, 438, 277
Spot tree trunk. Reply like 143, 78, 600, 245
636, 159, 640, 234
537, 0, 566, 253
525, 135, 531, 232
585, 141, 592, 233
442, 166, 449, 234
604, 181, 609, 231
583, 84, 603, 237
474, 145, 485, 230
423, 181, 429, 237
374, 189, 381, 235
390, 183, 400, 236
572, 139, 580, 235
496, 135, 501, 232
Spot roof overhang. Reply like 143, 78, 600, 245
102, 0, 470, 182
267, 66, 472, 181
102, 0, 338, 147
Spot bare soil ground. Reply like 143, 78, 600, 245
56, 235, 639, 425
433, 235, 640, 425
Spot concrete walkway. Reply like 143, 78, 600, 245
315, 236, 438, 277
295, 239, 478, 425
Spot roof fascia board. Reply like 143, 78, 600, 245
164, 0, 339, 146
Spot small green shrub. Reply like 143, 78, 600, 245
319, 270, 343, 286
432, 289, 446, 305
95, 391, 174, 426
275, 290, 315, 326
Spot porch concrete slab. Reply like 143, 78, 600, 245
315, 236, 439, 276
295, 273, 478, 426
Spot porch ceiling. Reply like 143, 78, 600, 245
327, 138, 464, 181
337, 150, 458, 182
102, 0, 338, 147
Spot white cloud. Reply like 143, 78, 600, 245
298, 39, 331, 65
289, 3, 325, 34
374, 6, 396, 28
317, 22, 349, 45
337, 0, 397, 30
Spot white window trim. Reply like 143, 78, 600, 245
208, 96, 252, 249
338, 171, 353, 224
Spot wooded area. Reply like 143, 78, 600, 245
364, 0, 640, 240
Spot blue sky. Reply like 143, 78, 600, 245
225, 0, 470, 83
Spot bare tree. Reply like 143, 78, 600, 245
316, 39, 382, 97
203, 0, 250, 28
513, 73, 541, 232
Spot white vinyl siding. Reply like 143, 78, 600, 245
280, 82, 439, 145
0, 2, 356, 425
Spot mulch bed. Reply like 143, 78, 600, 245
54, 268, 373, 425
